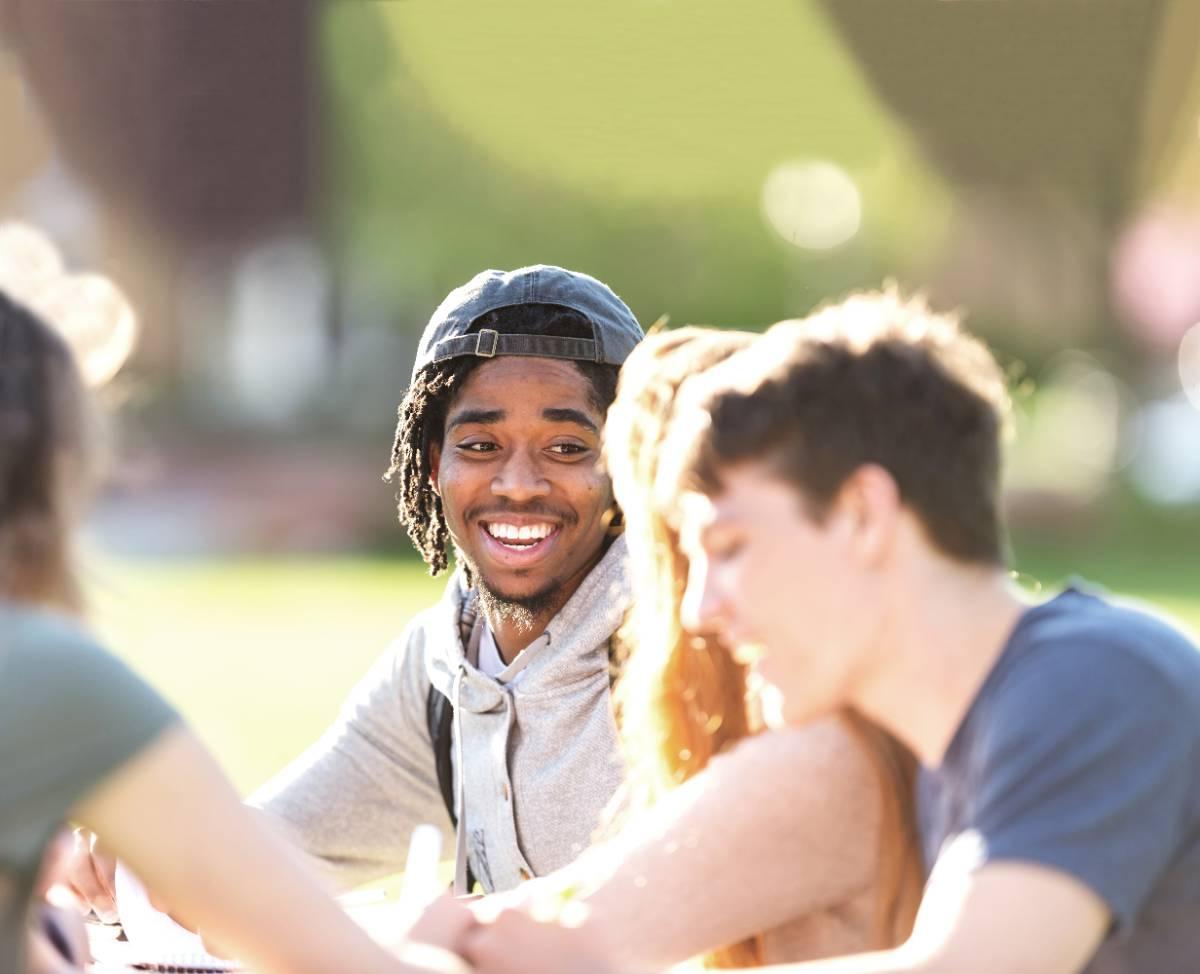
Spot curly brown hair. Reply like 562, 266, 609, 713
673, 289, 1012, 565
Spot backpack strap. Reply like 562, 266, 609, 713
426, 683, 457, 827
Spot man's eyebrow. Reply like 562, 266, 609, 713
543, 407, 599, 435
446, 408, 505, 430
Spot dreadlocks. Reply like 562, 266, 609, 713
383, 304, 620, 575
385, 355, 478, 575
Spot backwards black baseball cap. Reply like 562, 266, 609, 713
411, 264, 644, 381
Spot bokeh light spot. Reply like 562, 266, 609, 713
761, 160, 862, 251
1179, 321, 1200, 411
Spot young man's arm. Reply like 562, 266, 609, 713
498, 718, 886, 968
751, 859, 1107, 974
459, 860, 1107, 974
250, 619, 453, 889
63, 621, 453, 910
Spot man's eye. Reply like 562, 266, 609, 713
459, 442, 498, 454
709, 538, 745, 561
548, 443, 588, 456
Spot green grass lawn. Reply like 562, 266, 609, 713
84, 544, 1199, 796
85, 554, 445, 794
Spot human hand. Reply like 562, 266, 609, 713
27, 900, 90, 974
381, 894, 475, 974
29, 832, 92, 971
404, 893, 478, 955
463, 906, 619, 974
61, 828, 118, 923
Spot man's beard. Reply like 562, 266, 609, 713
475, 576, 565, 634
454, 546, 567, 633
472, 578, 561, 633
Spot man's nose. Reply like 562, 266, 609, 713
491, 448, 551, 502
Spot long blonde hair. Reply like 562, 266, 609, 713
0, 290, 97, 612
605, 328, 924, 966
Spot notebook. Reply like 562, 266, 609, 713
113, 864, 241, 972
107, 824, 444, 972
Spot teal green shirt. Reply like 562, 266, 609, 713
0, 602, 178, 971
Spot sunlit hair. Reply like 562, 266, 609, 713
605, 327, 923, 964
605, 328, 759, 967
666, 288, 1012, 565
0, 290, 98, 612
606, 328, 757, 795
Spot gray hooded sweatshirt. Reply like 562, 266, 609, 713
253, 537, 631, 893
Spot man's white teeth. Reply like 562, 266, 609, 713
486, 522, 554, 542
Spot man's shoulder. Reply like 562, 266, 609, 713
961, 588, 1200, 765
988, 588, 1197, 704
365, 574, 473, 702
384, 572, 469, 653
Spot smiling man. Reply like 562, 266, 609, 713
63, 266, 644, 913
242, 266, 644, 895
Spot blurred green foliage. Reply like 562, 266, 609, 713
321, 0, 948, 332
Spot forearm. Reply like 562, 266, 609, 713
250, 644, 452, 890
710, 861, 1111, 974
251, 720, 452, 891
247, 799, 364, 893
75, 726, 408, 974
578, 724, 882, 966
705, 949, 925, 974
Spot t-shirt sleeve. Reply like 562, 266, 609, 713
0, 613, 179, 860
963, 640, 1195, 930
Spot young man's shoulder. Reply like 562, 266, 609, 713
926, 585, 1200, 962
377, 574, 469, 663
988, 585, 1200, 717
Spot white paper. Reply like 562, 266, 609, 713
115, 862, 238, 971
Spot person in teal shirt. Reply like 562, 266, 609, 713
0, 289, 462, 974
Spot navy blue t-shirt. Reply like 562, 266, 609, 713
918, 587, 1200, 973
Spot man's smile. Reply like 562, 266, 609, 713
477, 519, 563, 567
483, 520, 557, 544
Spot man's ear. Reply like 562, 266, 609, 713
429, 441, 442, 495
833, 464, 900, 565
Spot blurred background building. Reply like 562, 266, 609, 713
1, 0, 1198, 555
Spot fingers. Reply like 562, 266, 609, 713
406, 893, 478, 954
26, 931, 84, 974
64, 829, 118, 923
28, 903, 91, 974
463, 908, 614, 974
41, 903, 92, 967
35, 829, 76, 898
392, 942, 474, 974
